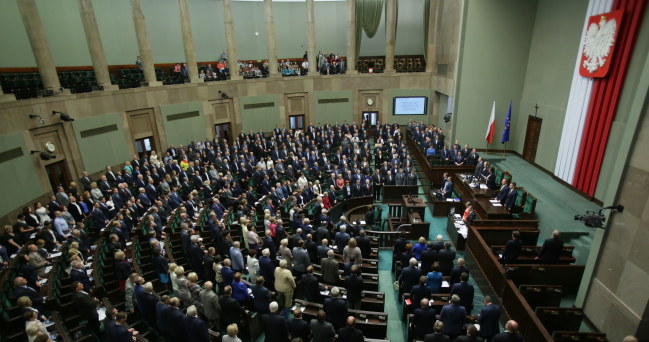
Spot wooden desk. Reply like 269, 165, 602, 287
474, 198, 512, 219
454, 173, 497, 198
403, 196, 426, 218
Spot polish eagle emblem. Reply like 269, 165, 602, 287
582, 16, 617, 73
579, 10, 623, 78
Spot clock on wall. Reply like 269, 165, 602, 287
45, 141, 56, 153
367, 98, 374, 106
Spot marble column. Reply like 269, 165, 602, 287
306, 0, 317, 75
264, 0, 279, 78
17, 0, 63, 93
425, 0, 439, 73
130, 0, 161, 86
384, 0, 397, 73
346, 0, 357, 74
223, 0, 240, 80
177, 0, 200, 83
79, 0, 117, 91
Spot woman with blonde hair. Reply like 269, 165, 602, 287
175, 266, 192, 307
343, 238, 362, 264
89, 182, 102, 202
222, 323, 242, 342
168, 263, 179, 294
115, 250, 132, 292
187, 272, 201, 303
278, 239, 293, 270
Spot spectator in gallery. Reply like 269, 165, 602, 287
136, 56, 143, 70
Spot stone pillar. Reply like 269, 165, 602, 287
79, 0, 117, 91
130, 0, 161, 86
177, 0, 200, 83
223, 0, 240, 80
264, 0, 279, 78
425, 0, 439, 73
17, 0, 63, 93
384, 0, 397, 73
306, 0, 317, 75
346, 0, 357, 74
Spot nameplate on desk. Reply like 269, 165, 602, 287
492, 203, 503, 207
370, 261, 377, 265
479, 184, 488, 189
489, 200, 499, 204
442, 281, 449, 288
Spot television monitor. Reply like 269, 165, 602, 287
393, 96, 428, 115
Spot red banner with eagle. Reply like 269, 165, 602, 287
579, 9, 624, 78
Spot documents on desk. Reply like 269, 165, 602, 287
479, 184, 488, 190
453, 218, 468, 239
44, 266, 53, 274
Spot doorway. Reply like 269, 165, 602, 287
523, 116, 542, 163
289, 115, 305, 130
44, 161, 72, 193
135, 136, 155, 158
215, 123, 232, 143
362, 111, 378, 127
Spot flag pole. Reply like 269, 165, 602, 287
504, 142, 507, 157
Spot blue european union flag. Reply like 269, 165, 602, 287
501, 102, 512, 144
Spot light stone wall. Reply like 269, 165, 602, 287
583, 104, 649, 341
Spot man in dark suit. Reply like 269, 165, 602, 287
252, 277, 272, 314
477, 296, 501, 340
309, 310, 336, 342
399, 258, 421, 297
538, 230, 564, 264
111, 311, 138, 342
70, 261, 92, 293
259, 248, 276, 290
450, 258, 470, 285
502, 231, 522, 264
438, 243, 456, 276
300, 266, 323, 303
261, 301, 289, 342
286, 308, 310, 341
439, 295, 466, 340
344, 265, 364, 310
491, 320, 523, 342
356, 230, 372, 258
323, 287, 348, 331
420, 242, 438, 275
219, 286, 247, 328
410, 276, 432, 306
165, 298, 187, 342
455, 324, 482, 342
184, 305, 209, 342
337, 316, 364, 342
80, 171, 93, 192
411, 298, 437, 340
450, 273, 474, 315
424, 321, 451, 342
503, 182, 518, 210
155, 296, 171, 337
71, 281, 100, 335
495, 178, 510, 203
442, 176, 454, 198
12, 277, 44, 311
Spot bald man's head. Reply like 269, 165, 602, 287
346, 316, 356, 327
505, 320, 519, 332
